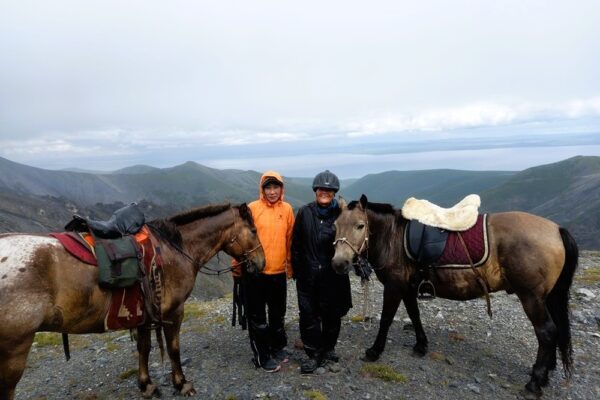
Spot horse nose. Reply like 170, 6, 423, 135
331, 257, 351, 275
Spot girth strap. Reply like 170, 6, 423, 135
457, 232, 492, 318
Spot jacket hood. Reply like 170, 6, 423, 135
259, 170, 285, 203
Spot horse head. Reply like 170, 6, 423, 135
332, 194, 369, 275
223, 203, 266, 274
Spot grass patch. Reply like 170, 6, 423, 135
105, 342, 119, 352
119, 368, 138, 380
350, 315, 366, 322
576, 267, 600, 284
183, 303, 208, 322
206, 315, 226, 325
360, 363, 408, 383
34, 333, 61, 347
303, 390, 327, 400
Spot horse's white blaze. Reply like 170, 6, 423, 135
0, 235, 58, 289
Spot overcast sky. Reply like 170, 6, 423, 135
1, 0, 599, 177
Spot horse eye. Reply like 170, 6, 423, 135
356, 224, 365, 230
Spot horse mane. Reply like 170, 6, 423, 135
147, 203, 236, 248
168, 203, 233, 226
348, 200, 396, 214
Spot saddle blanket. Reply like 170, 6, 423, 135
50, 226, 160, 330
436, 214, 489, 268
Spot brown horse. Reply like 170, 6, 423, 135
331, 195, 578, 396
0, 203, 265, 400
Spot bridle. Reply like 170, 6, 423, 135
333, 207, 370, 260
148, 207, 262, 275
224, 208, 263, 269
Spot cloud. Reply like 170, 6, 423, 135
345, 98, 600, 137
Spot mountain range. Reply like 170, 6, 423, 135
1, 155, 599, 249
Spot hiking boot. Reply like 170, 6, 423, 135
273, 348, 290, 364
252, 357, 281, 373
322, 349, 339, 363
300, 357, 319, 374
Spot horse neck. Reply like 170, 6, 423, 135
366, 210, 404, 270
177, 211, 234, 267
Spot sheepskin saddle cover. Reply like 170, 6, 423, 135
401, 194, 480, 232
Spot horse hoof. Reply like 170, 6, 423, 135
412, 343, 428, 356
363, 348, 380, 362
524, 381, 542, 398
141, 383, 159, 399
180, 382, 196, 396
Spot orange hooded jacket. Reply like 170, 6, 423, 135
234, 171, 295, 278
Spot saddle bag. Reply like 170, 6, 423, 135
95, 236, 142, 288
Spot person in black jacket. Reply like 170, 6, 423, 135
291, 170, 352, 374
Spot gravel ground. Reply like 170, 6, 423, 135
16, 251, 600, 400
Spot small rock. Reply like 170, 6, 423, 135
467, 383, 481, 394
328, 363, 342, 373
576, 288, 596, 299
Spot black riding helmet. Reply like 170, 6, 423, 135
312, 170, 340, 192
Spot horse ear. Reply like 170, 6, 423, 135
338, 196, 347, 210
359, 194, 368, 210
238, 203, 249, 219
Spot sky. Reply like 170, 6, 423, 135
1, 0, 599, 178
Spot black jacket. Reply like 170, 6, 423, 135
291, 201, 351, 316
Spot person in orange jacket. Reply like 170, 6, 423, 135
233, 170, 295, 372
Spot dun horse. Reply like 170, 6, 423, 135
0, 203, 265, 400
332, 195, 578, 396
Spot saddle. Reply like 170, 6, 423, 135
402, 194, 480, 231
61, 203, 162, 327
402, 196, 492, 316
65, 203, 145, 239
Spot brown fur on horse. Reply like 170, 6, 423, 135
332, 195, 577, 396
0, 203, 265, 400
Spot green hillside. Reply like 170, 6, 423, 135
2, 155, 600, 249
343, 169, 516, 207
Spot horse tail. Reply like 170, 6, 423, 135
547, 227, 578, 379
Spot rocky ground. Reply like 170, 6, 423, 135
16, 252, 600, 400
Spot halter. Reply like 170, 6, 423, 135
333, 206, 370, 258
225, 208, 263, 267
149, 207, 262, 276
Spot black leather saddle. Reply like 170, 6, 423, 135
405, 220, 448, 266
65, 203, 145, 239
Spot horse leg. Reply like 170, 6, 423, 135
518, 293, 558, 396
163, 309, 195, 396
136, 327, 158, 398
365, 283, 402, 361
0, 334, 34, 400
403, 290, 428, 356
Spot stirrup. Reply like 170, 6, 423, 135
417, 279, 436, 300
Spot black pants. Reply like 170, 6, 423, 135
245, 273, 287, 364
296, 267, 350, 358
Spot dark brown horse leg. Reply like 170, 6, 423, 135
365, 283, 403, 361
163, 310, 196, 396
0, 334, 34, 400
136, 327, 158, 398
403, 290, 428, 356
518, 294, 558, 395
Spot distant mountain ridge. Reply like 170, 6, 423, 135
1, 155, 599, 249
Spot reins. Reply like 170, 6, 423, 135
148, 207, 262, 276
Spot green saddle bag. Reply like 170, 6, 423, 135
95, 236, 142, 288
